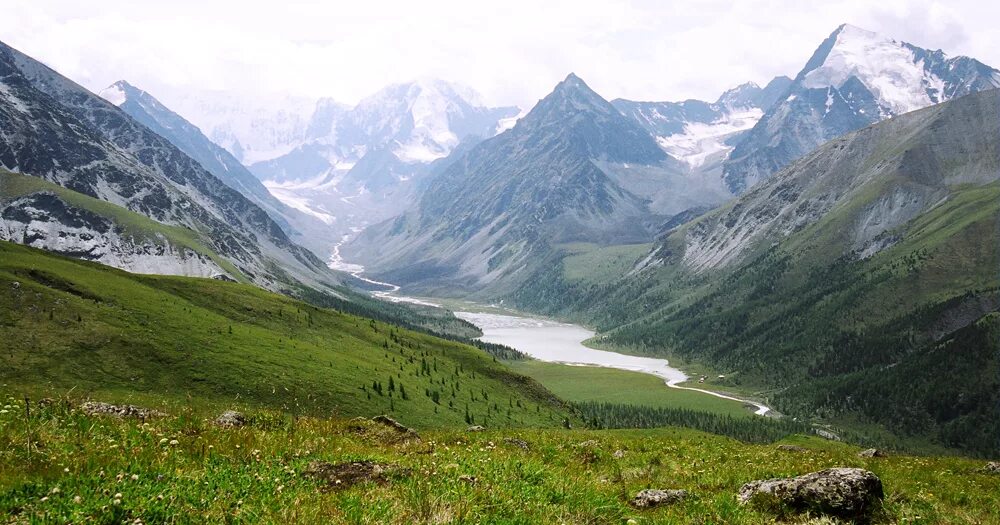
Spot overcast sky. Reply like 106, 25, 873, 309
3, 0, 998, 111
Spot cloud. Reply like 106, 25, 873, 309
1, 0, 995, 113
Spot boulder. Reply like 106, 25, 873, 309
738, 467, 883, 520
372, 415, 419, 439
631, 489, 688, 508
467, 425, 485, 432
857, 448, 887, 458
214, 410, 247, 428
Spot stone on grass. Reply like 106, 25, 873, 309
467, 425, 485, 432
776, 444, 808, 452
631, 489, 688, 508
738, 467, 883, 521
214, 410, 247, 428
857, 448, 887, 458
80, 401, 166, 419
979, 461, 1000, 474
503, 437, 530, 450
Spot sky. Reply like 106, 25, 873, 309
2, 0, 998, 112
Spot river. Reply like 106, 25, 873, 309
454, 311, 771, 416
328, 240, 771, 416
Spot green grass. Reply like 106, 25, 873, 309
1, 396, 997, 524
0, 170, 245, 281
0, 241, 568, 429
509, 360, 754, 418
560, 242, 652, 285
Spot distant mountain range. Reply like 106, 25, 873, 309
344, 73, 730, 295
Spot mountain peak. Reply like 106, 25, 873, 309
98, 80, 135, 106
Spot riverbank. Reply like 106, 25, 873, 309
455, 311, 772, 417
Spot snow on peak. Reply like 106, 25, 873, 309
657, 107, 763, 168
98, 83, 128, 106
802, 24, 943, 115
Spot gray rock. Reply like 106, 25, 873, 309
738, 467, 883, 520
372, 415, 416, 435
857, 448, 887, 458
214, 410, 247, 428
632, 489, 688, 508
80, 401, 166, 419
612, 449, 626, 459
979, 461, 1000, 474
777, 444, 808, 452
503, 437, 530, 450
467, 425, 485, 432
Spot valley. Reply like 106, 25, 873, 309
3, 8, 1000, 523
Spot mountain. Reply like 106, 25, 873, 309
344, 73, 730, 295
242, 78, 522, 246
533, 88, 1000, 455
97, 80, 335, 257
612, 76, 792, 169
164, 90, 316, 166
0, 40, 342, 292
723, 23, 1000, 193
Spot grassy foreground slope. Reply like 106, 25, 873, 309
2, 398, 998, 524
0, 241, 566, 428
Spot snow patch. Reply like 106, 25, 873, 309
656, 108, 763, 168
98, 84, 127, 106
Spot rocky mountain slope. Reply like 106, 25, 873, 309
345, 74, 731, 295
723, 24, 1000, 193
0, 40, 342, 292
97, 80, 335, 257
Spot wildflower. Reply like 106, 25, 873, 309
131, 474, 139, 481
51, 487, 61, 494
73, 496, 82, 504
64, 467, 70, 473
40, 497, 49, 503
169, 439, 179, 446
159, 438, 168, 445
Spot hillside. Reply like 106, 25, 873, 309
2, 399, 998, 523
0, 241, 566, 428
511, 89, 1000, 456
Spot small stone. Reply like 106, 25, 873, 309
857, 448, 887, 458
776, 444, 808, 452
979, 461, 1000, 474
613, 449, 625, 459
503, 437, 530, 450
80, 401, 166, 419
458, 474, 478, 484
631, 489, 688, 508
214, 410, 247, 428
467, 425, 485, 432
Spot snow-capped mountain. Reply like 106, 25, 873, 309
242, 78, 521, 252
613, 77, 791, 169
723, 23, 1000, 193
164, 91, 316, 166
253, 78, 520, 184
